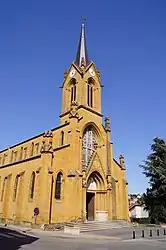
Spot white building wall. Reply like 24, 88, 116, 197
130, 205, 149, 218
140, 206, 149, 218
130, 207, 136, 218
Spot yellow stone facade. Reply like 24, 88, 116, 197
0, 23, 129, 225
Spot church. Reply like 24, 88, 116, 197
0, 22, 129, 225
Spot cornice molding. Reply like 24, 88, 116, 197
0, 155, 41, 169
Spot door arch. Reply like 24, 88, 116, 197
86, 171, 105, 221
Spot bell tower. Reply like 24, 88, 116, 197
60, 21, 102, 124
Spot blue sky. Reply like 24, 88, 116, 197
0, 0, 166, 194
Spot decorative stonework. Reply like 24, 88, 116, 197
105, 117, 111, 132
64, 69, 68, 80
41, 130, 53, 154
43, 130, 53, 138
119, 154, 126, 170
107, 182, 112, 191
69, 101, 79, 119
86, 153, 105, 178
82, 179, 87, 188
41, 141, 53, 154
96, 68, 100, 79
36, 167, 41, 174
48, 168, 53, 174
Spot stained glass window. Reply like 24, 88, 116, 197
82, 126, 96, 167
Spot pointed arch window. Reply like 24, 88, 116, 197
71, 79, 77, 103
2, 154, 7, 165
10, 150, 14, 162
13, 175, 19, 202
1, 177, 7, 202
29, 172, 35, 200
55, 172, 63, 200
87, 79, 93, 107
31, 142, 34, 156
20, 147, 23, 161
60, 131, 64, 146
14, 151, 17, 162
82, 126, 97, 168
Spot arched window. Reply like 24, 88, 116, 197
2, 154, 7, 165
20, 147, 23, 160
29, 172, 35, 200
71, 79, 76, 103
10, 150, 14, 162
14, 151, 17, 162
55, 172, 63, 200
87, 79, 93, 107
82, 126, 97, 167
13, 175, 19, 201
31, 142, 34, 156
0, 176, 1, 196
1, 177, 7, 202
60, 131, 64, 146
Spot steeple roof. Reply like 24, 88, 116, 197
75, 22, 89, 68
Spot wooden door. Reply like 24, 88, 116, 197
86, 192, 95, 221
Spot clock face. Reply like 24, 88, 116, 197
69, 69, 76, 77
89, 68, 95, 77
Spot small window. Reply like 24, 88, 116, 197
87, 79, 93, 107
55, 172, 63, 200
14, 151, 17, 162
60, 131, 64, 146
1, 177, 7, 202
35, 143, 39, 155
10, 150, 14, 162
20, 147, 23, 160
2, 156, 4, 165
24, 147, 27, 159
13, 175, 19, 202
2, 154, 7, 165
31, 142, 34, 156
29, 172, 35, 200
70, 79, 76, 103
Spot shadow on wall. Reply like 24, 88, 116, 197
0, 227, 39, 250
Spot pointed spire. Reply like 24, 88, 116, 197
75, 19, 89, 68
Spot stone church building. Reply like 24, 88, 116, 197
0, 22, 129, 225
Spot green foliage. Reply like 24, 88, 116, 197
140, 137, 166, 223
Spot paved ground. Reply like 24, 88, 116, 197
1, 225, 166, 250
83, 226, 166, 240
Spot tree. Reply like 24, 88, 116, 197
140, 137, 166, 223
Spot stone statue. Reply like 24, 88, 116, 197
105, 117, 111, 131
119, 154, 125, 169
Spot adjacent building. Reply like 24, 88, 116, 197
129, 204, 149, 219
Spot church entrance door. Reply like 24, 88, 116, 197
86, 192, 95, 221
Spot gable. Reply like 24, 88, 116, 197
86, 152, 106, 178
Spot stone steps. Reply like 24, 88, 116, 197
73, 220, 131, 232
